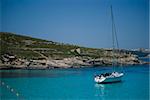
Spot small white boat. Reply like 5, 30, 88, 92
94, 72, 124, 83
94, 6, 124, 84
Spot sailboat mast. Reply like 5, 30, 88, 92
110, 5, 115, 71
110, 5, 121, 72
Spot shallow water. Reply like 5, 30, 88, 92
0, 64, 149, 100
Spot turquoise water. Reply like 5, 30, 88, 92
0, 64, 149, 100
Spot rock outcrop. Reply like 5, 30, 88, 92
0, 53, 143, 69
0, 32, 146, 69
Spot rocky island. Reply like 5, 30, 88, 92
0, 32, 146, 69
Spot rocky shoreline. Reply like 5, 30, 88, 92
0, 53, 146, 70
1, 32, 149, 70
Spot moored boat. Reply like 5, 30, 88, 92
94, 5, 124, 84
94, 72, 124, 83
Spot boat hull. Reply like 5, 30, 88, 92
94, 73, 124, 84
99, 76, 122, 84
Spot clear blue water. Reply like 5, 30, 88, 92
0, 64, 149, 100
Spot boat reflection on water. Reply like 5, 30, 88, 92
94, 82, 124, 99
95, 84, 105, 98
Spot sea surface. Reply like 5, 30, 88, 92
0, 64, 149, 100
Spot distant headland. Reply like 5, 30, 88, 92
0, 32, 149, 69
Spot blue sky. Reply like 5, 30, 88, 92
1, 0, 149, 49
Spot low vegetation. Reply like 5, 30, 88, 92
0, 32, 142, 69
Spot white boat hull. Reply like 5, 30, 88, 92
101, 76, 122, 83
94, 72, 124, 84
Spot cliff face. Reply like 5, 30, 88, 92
0, 32, 142, 69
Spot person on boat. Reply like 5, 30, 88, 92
98, 74, 104, 78
105, 73, 111, 77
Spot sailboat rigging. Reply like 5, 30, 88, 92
94, 6, 124, 84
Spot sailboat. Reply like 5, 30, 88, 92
94, 6, 124, 84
